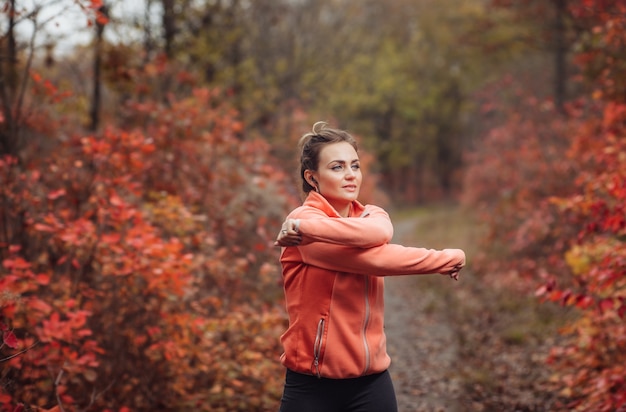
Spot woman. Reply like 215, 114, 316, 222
274, 122, 465, 412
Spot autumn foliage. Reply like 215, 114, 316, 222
3, 0, 626, 410
1, 60, 296, 410
464, 1, 626, 411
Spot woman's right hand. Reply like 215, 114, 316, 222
274, 219, 302, 247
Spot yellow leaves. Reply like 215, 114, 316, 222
565, 245, 591, 276
142, 192, 198, 236
565, 239, 617, 278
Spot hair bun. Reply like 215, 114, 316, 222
311, 121, 328, 134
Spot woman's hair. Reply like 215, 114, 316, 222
298, 121, 359, 193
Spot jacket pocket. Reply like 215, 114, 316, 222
311, 318, 325, 378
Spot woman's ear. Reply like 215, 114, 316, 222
304, 170, 315, 185
304, 170, 319, 191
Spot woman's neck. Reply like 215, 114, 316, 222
332, 202, 351, 218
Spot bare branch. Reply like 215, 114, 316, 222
0, 340, 39, 363
54, 363, 68, 412
81, 379, 115, 412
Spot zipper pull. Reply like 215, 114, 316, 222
314, 359, 320, 378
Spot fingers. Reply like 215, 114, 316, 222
274, 223, 302, 247
443, 263, 464, 280
284, 218, 300, 233
448, 264, 464, 280
275, 235, 302, 247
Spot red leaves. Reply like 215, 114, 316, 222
2, 331, 18, 349
76, 0, 109, 27
1, 320, 18, 349
598, 298, 614, 314
38, 311, 91, 343
33, 223, 55, 232
30, 71, 73, 104
568, 2, 626, 102
27, 298, 53, 315
619, 300, 626, 319
47, 189, 66, 200
2, 257, 31, 270
0, 84, 291, 411
465, 3, 626, 410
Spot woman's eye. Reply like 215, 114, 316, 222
332, 165, 343, 171
352, 164, 360, 170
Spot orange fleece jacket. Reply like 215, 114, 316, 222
279, 192, 466, 379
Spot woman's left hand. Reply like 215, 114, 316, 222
448, 269, 460, 281
274, 219, 302, 247
446, 263, 464, 281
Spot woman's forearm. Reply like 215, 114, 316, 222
289, 205, 394, 248
297, 242, 466, 276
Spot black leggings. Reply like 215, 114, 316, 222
278, 369, 398, 412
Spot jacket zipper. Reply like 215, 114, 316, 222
362, 276, 371, 375
312, 318, 325, 378
360, 209, 371, 375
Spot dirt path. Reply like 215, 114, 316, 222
384, 209, 567, 412
386, 275, 464, 412
385, 216, 465, 412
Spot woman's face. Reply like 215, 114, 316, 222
309, 141, 362, 217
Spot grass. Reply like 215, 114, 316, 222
390, 203, 486, 259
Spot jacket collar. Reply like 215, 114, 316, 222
303, 191, 366, 218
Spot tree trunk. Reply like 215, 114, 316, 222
0, 0, 19, 155
554, 0, 567, 113
143, 0, 155, 64
162, 0, 176, 59
225, 0, 243, 112
89, 4, 108, 132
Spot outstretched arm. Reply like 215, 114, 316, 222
290, 241, 466, 278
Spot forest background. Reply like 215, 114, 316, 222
1, 0, 624, 411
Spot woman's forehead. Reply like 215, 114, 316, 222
319, 142, 359, 162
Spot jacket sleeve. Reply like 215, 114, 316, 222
296, 242, 465, 276
292, 205, 393, 248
